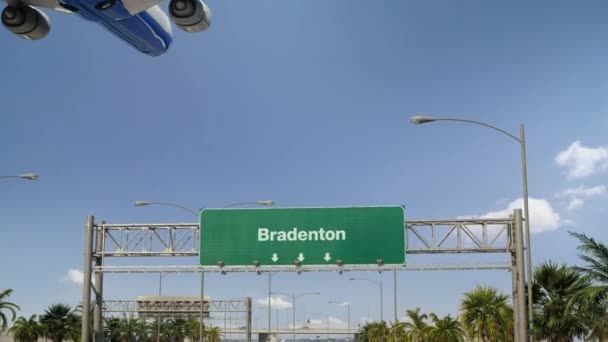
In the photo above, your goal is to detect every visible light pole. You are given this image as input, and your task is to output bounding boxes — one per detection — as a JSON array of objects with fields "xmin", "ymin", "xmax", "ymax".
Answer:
[
  {"xmin": 273, "ymin": 291, "xmax": 320, "ymax": 341},
  {"xmin": 134, "ymin": 199, "xmax": 275, "ymax": 342},
  {"xmin": 349, "ymin": 277, "xmax": 383, "ymax": 322},
  {"xmin": 157, "ymin": 272, "xmax": 173, "ymax": 342},
  {"xmin": 0, "ymin": 173, "xmax": 38, "ymax": 180},
  {"xmin": 268, "ymin": 272, "xmax": 272, "ymax": 342},
  {"xmin": 328, "ymin": 301, "xmax": 350, "ymax": 337},
  {"xmin": 410, "ymin": 115, "xmax": 533, "ymax": 340}
]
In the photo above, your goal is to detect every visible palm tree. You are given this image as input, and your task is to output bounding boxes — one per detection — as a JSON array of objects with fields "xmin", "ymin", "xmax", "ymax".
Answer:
[
  {"xmin": 9, "ymin": 315, "xmax": 43, "ymax": 342},
  {"xmin": 185, "ymin": 319, "xmax": 202, "ymax": 342},
  {"xmin": 570, "ymin": 232, "xmax": 608, "ymax": 285},
  {"xmin": 0, "ymin": 289, "xmax": 20, "ymax": 331},
  {"xmin": 403, "ymin": 307, "xmax": 429, "ymax": 341},
  {"xmin": 533, "ymin": 261, "xmax": 595, "ymax": 342},
  {"xmin": 367, "ymin": 321, "xmax": 390, "ymax": 342},
  {"xmin": 144, "ymin": 319, "xmax": 162, "ymax": 342},
  {"xmin": 427, "ymin": 314, "xmax": 464, "ymax": 342},
  {"xmin": 460, "ymin": 285, "xmax": 513, "ymax": 342},
  {"xmin": 585, "ymin": 302, "xmax": 608, "ymax": 342},
  {"xmin": 204, "ymin": 326, "xmax": 221, "ymax": 342},
  {"xmin": 119, "ymin": 317, "xmax": 147, "ymax": 342},
  {"xmin": 357, "ymin": 322, "xmax": 374, "ymax": 342},
  {"xmin": 388, "ymin": 321, "xmax": 408, "ymax": 342},
  {"xmin": 39, "ymin": 304, "xmax": 79, "ymax": 342},
  {"xmin": 104, "ymin": 317, "xmax": 122, "ymax": 342},
  {"xmin": 163, "ymin": 319, "xmax": 187, "ymax": 342},
  {"xmin": 569, "ymin": 231, "xmax": 608, "ymax": 340}
]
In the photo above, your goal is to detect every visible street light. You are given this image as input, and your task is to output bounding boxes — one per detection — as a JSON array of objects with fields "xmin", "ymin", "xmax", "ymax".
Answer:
[
  {"xmin": 272, "ymin": 291, "xmax": 320, "ymax": 342},
  {"xmin": 0, "ymin": 173, "xmax": 38, "ymax": 180},
  {"xmin": 410, "ymin": 115, "xmax": 533, "ymax": 340},
  {"xmin": 156, "ymin": 272, "xmax": 174, "ymax": 342},
  {"xmin": 134, "ymin": 199, "xmax": 274, "ymax": 342},
  {"xmin": 133, "ymin": 201, "xmax": 199, "ymax": 215},
  {"xmin": 328, "ymin": 301, "xmax": 350, "ymax": 337},
  {"xmin": 134, "ymin": 200, "xmax": 275, "ymax": 214},
  {"xmin": 223, "ymin": 200, "xmax": 275, "ymax": 208},
  {"xmin": 349, "ymin": 277, "xmax": 383, "ymax": 322}
]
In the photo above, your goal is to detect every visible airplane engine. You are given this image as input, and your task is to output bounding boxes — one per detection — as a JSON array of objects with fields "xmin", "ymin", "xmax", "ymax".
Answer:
[
  {"xmin": 168, "ymin": 0, "xmax": 210, "ymax": 33},
  {"xmin": 2, "ymin": 4, "xmax": 50, "ymax": 40}
]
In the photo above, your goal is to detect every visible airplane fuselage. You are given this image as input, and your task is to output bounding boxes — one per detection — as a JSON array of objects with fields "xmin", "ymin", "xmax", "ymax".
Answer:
[{"xmin": 59, "ymin": 0, "xmax": 172, "ymax": 56}]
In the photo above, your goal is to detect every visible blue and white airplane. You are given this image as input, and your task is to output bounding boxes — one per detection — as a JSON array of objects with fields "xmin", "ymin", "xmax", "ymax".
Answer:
[{"xmin": 1, "ymin": 0, "xmax": 210, "ymax": 56}]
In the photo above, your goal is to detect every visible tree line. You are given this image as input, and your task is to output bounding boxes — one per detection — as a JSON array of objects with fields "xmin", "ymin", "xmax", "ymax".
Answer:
[
  {"xmin": 357, "ymin": 231, "xmax": 608, "ymax": 341},
  {"xmin": 0, "ymin": 300, "xmax": 222, "ymax": 342}
]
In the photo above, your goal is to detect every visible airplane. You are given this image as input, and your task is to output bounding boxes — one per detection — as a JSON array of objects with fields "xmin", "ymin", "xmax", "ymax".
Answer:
[{"xmin": 1, "ymin": 0, "xmax": 211, "ymax": 56}]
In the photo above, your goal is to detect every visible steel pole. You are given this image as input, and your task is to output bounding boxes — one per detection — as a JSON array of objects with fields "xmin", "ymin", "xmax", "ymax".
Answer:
[
  {"xmin": 512, "ymin": 256, "xmax": 519, "ymax": 342},
  {"xmin": 246, "ymin": 297, "xmax": 252, "ymax": 342},
  {"xmin": 520, "ymin": 124, "xmax": 534, "ymax": 341},
  {"xmin": 515, "ymin": 209, "xmax": 527, "ymax": 342},
  {"xmin": 93, "ymin": 220, "xmax": 105, "ymax": 342},
  {"xmin": 380, "ymin": 278, "xmax": 383, "ymax": 322},
  {"xmin": 510, "ymin": 215, "xmax": 519, "ymax": 342},
  {"xmin": 292, "ymin": 295, "xmax": 296, "ymax": 342},
  {"xmin": 158, "ymin": 272, "xmax": 163, "ymax": 342},
  {"xmin": 82, "ymin": 216, "xmax": 95, "ymax": 342},
  {"xmin": 394, "ymin": 268, "xmax": 398, "ymax": 342},
  {"xmin": 268, "ymin": 273, "xmax": 271, "ymax": 342},
  {"xmin": 200, "ymin": 271, "xmax": 205, "ymax": 342}
]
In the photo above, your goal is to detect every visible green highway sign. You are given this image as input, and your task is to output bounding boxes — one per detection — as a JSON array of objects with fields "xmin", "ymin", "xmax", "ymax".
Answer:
[{"xmin": 199, "ymin": 206, "xmax": 406, "ymax": 267}]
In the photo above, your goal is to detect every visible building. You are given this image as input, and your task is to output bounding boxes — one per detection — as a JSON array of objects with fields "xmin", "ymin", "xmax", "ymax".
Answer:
[{"xmin": 136, "ymin": 296, "xmax": 210, "ymax": 319}]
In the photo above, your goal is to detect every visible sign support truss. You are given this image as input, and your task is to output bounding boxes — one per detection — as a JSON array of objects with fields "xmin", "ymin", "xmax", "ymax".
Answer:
[{"xmin": 82, "ymin": 211, "xmax": 527, "ymax": 342}]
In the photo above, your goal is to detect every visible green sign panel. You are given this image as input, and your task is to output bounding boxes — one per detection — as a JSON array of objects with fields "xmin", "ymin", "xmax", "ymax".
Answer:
[{"xmin": 199, "ymin": 206, "xmax": 406, "ymax": 267}]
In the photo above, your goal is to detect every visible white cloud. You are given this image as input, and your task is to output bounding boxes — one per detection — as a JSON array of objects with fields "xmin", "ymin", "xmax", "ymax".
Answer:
[
  {"xmin": 567, "ymin": 198, "xmax": 584, "ymax": 211},
  {"xmin": 555, "ymin": 141, "xmax": 608, "ymax": 179},
  {"xmin": 256, "ymin": 296, "xmax": 292, "ymax": 309},
  {"xmin": 555, "ymin": 185, "xmax": 606, "ymax": 211},
  {"xmin": 556, "ymin": 185, "xmax": 607, "ymax": 198},
  {"xmin": 61, "ymin": 269, "xmax": 94, "ymax": 286},
  {"xmin": 466, "ymin": 197, "xmax": 560, "ymax": 233}
]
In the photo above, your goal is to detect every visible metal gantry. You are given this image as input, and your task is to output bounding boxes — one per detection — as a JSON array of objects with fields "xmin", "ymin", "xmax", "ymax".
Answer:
[{"xmin": 82, "ymin": 210, "xmax": 527, "ymax": 342}]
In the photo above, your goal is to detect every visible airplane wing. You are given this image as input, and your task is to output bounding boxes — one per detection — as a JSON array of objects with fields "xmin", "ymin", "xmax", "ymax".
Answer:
[{"xmin": 1, "ymin": 0, "xmax": 74, "ymax": 14}]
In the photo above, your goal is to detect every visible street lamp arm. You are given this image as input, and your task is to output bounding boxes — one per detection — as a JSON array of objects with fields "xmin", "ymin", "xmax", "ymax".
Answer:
[
  {"xmin": 349, "ymin": 278, "xmax": 380, "ymax": 287},
  {"xmin": 223, "ymin": 201, "xmax": 275, "ymax": 208},
  {"xmin": 295, "ymin": 292, "xmax": 321, "ymax": 298},
  {"xmin": 134, "ymin": 201, "xmax": 199, "ymax": 216},
  {"xmin": 413, "ymin": 117, "xmax": 521, "ymax": 143},
  {"xmin": 0, "ymin": 173, "xmax": 38, "ymax": 180}
]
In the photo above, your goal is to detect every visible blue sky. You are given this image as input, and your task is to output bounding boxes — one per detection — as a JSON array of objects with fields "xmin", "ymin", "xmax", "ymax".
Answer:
[{"xmin": 2, "ymin": 0, "xmax": 608, "ymax": 334}]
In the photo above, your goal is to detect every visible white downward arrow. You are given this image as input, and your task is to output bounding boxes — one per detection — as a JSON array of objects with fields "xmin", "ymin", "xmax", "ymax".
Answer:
[
  {"xmin": 271, "ymin": 253, "xmax": 279, "ymax": 262},
  {"xmin": 297, "ymin": 253, "xmax": 305, "ymax": 262},
  {"xmin": 324, "ymin": 253, "xmax": 331, "ymax": 262}
]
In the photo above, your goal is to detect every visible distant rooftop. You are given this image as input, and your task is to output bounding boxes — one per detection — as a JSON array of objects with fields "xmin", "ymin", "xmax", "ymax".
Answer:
[{"xmin": 137, "ymin": 296, "xmax": 211, "ymax": 301}]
